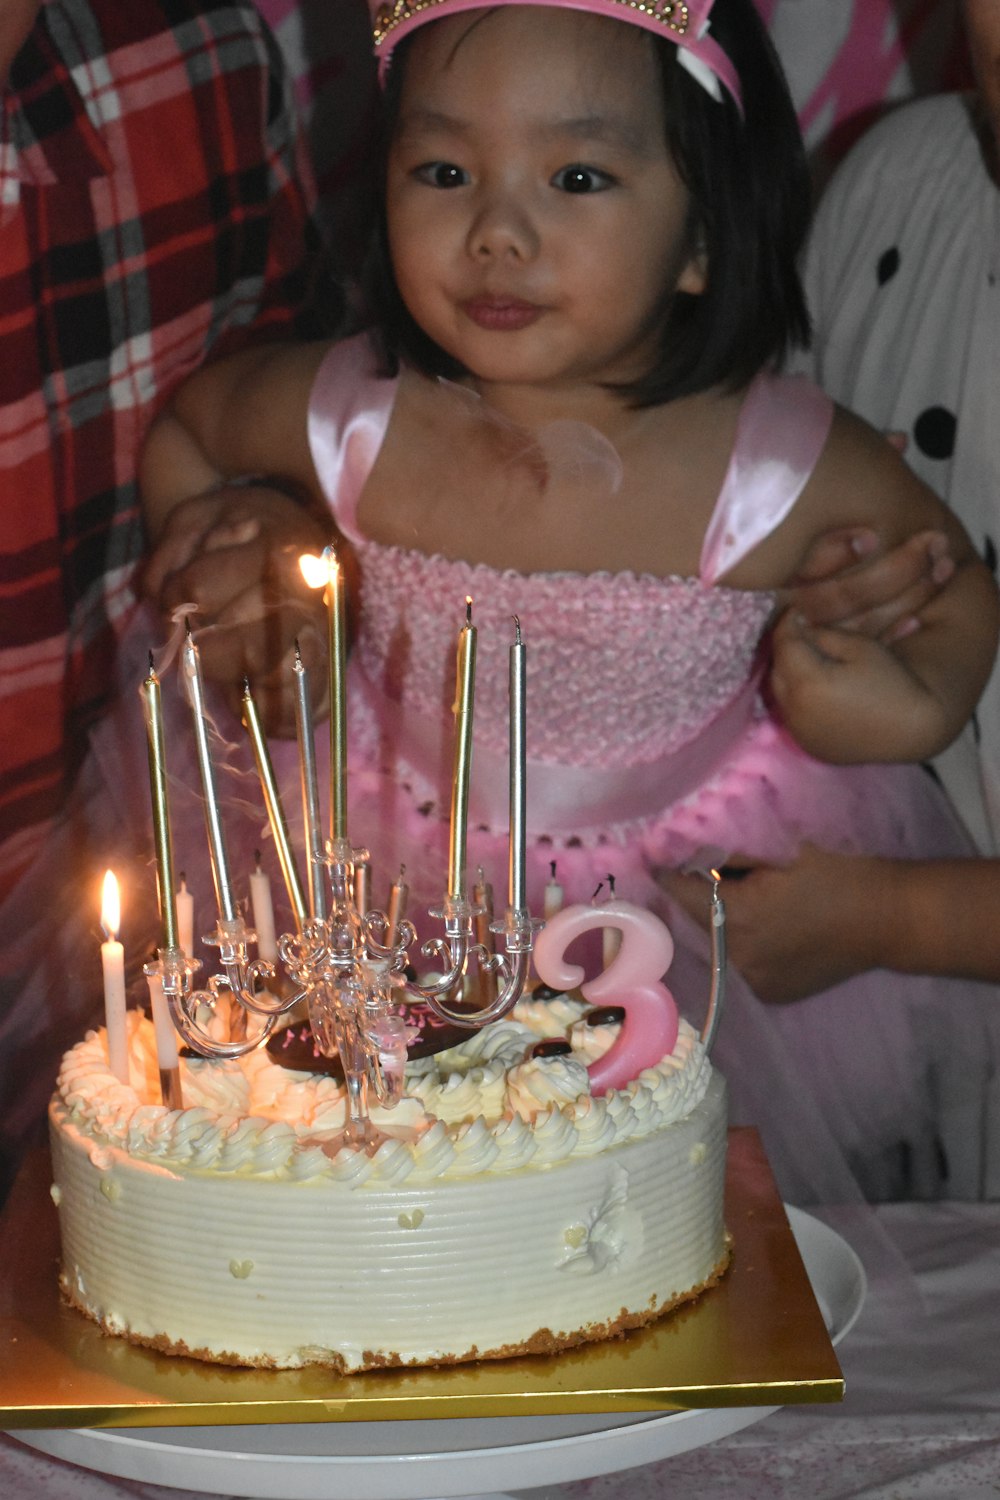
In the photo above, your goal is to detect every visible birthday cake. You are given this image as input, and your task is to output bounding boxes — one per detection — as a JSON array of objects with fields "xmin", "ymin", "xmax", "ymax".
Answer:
[{"xmin": 48, "ymin": 992, "xmax": 728, "ymax": 1372}]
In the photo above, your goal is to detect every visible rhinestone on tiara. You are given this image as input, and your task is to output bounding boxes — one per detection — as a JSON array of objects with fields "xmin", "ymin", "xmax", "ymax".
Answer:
[{"xmin": 373, "ymin": 0, "xmax": 692, "ymax": 48}]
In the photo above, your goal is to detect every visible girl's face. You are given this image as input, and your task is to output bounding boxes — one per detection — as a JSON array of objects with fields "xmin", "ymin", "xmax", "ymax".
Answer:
[{"xmin": 386, "ymin": 7, "xmax": 705, "ymax": 401}]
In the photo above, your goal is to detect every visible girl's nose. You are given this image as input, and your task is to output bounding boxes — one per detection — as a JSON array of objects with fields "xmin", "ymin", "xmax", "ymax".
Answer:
[{"xmin": 467, "ymin": 193, "xmax": 539, "ymax": 262}]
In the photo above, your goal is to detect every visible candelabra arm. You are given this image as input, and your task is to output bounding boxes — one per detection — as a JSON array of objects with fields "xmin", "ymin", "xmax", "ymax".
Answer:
[
  {"xmin": 155, "ymin": 946, "xmax": 277, "ymax": 1060},
  {"xmin": 405, "ymin": 894, "xmax": 477, "ymax": 998},
  {"xmin": 405, "ymin": 906, "xmax": 539, "ymax": 1028}
]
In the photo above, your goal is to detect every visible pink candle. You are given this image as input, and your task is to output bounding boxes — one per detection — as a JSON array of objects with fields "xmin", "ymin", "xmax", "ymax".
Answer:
[{"xmin": 533, "ymin": 898, "xmax": 679, "ymax": 1094}]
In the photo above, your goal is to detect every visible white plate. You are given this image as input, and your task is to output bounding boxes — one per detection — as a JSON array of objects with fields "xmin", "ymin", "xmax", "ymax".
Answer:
[{"xmin": 10, "ymin": 1208, "xmax": 865, "ymax": 1500}]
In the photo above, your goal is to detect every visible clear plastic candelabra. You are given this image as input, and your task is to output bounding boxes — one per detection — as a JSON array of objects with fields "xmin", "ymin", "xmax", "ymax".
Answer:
[
  {"xmin": 142, "ymin": 590, "xmax": 537, "ymax": 1150},
  {"xmin": 147, "ymin": 842, "xmax": 536, "ymax": 1148}
]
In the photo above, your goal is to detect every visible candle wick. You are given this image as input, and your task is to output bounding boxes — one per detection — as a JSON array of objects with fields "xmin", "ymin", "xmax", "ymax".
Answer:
[
  {"xmin": 607, "ymin": 873, "xmax": 616, "ymax": 896},
  {"xmin": 147, "ymin": 649, "xmax": 155, "ymax": 673},
  {"xmin": 512, "ymin": 613, "xmax": 522, "ymax": 644},
  {"xmin": 591, "ymin": 881, "xmax": 604, "ymax": 902},
  {"xmin": 465, "ymin": 596, "xmax": 473, "ymax": 625},
  {"xmin": 550, "ymin": 860, "xmax": 557, "ymax": 879},
  {"xmin": 294, "ymin": 639, "xmax": 302, "ymax": 665}
]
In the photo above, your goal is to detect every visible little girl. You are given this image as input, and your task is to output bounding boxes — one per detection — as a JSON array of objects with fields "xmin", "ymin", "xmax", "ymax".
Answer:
[{"xmin": 140, "ymin": 0, "xmax": 999, "ymax": 1205}]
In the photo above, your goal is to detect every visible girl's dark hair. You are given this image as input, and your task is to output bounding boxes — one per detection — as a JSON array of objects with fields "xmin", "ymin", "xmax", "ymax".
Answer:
[{"xmin": 363, "ymin": 0, "xmax": 812, "ymax": 404}]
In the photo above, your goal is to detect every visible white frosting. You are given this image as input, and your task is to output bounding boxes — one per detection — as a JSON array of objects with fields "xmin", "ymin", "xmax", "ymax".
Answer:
[
  {"xmin": 53, "ymin": 1004, "xmax": 711, "ymax": 1185},
  {"xmin": 49, "ymin": 997, "xmax": 728, "ymax": 1372}
]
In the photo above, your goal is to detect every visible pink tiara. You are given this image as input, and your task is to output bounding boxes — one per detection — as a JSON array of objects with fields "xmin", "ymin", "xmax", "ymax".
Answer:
[{"xmin": 370, "ymin": 0, "xmax": 743, "ymax": 112}]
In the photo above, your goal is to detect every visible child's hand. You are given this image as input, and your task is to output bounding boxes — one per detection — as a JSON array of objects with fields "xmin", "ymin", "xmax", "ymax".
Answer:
[
  {"xmin": 142, "ymin": 483, "xmax": 332, "ymax": 736},
  {"xmin": 769, "ymin": 609, "xmax": 953, "ymax": 763},
  {"xmin": 789, "ymin": 527, "xmax": 954, "ymax": 643}
]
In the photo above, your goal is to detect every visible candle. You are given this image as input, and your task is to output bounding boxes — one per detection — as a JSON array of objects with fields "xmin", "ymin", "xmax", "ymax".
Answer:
[
  {"xmin": 181, "ymin": 625, "xmax": 236, "ymax": 922},
  {"xmin": 386, "ymin": 865, "xmax": 409, "ymax": 946},
  {"xmin": 533, "ymin": 897, "xmax": 679, "ymax": 1094},
  {"xmin": 473, "ymin": 866, "xmax": 497, "ymax": 1006},
  {"xmin": 327, "ymin": 546, "xmax": 348, "ymax": 842},
  {"xmin": 250, "ymin": 851, "xmax": 278, "ymax": 963},
  {"xmin": 293, "ymin": 642, "xmax": 326, "ymax": 919},
  {"xmin": 299, "ymin": 547, "xmax": 348, "ymax": 842},
  {"xmin": 601, "ymin": 876, "xmax": 621, "ymax": 967},
  {"xmin": 354, "ymin": 851, "xmax": 370, "ymax": 917},
  {"xmin": 100, "ymin": 870, "xmax": 130, "ymax": 1086},
  {"xmin": 176, "ymin": 874, "xmax": 194, "ymax": 959},
  {"xmin": 141, "ymin": 655, "xmax": 179, "ymax": 952},
  {"xmin": 448, "ymin": 598, "xmax": 477, "ymax": 901},
  {"xmin": 508, "ymin": 616, "xmax": 526, "ymax": 912},
  {"xmin": 146, "ymin": 967, "xmax": 183, "ymax": 1110},
  {"xmin": 543, "ymin": 860, "xmax": 564, "ymax": 920},
  {"xmin": 241, "ymin": 678, "xmax": 307, "ymax": 930}
]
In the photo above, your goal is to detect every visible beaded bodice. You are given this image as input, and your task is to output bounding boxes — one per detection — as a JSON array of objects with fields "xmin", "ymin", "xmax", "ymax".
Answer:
[{"xmin": 352, "ymin": 541, "xmax": 774, "ymax": 772}]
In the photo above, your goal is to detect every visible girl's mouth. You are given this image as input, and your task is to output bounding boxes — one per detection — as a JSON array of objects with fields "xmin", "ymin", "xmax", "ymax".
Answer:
[{"xmin": 460, "ymin": 297, "xmax": 543, "ymax": 331}]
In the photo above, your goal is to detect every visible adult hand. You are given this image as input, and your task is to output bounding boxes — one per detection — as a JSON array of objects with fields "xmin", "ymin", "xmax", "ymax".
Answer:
[
  {"xmin": 768, "ymin": 608, "xmax": 952, "ymax": 764},
  {"xmin": 790, "ymin": 526, "xmax": 954, "ymax": 643},
  {"xmin": 658, "ymin": 844, "xmax": 890, "ymax": 1002},
  {"xmin": 142, "ymin": 484, "xmax": 335, "ymax": 736}
]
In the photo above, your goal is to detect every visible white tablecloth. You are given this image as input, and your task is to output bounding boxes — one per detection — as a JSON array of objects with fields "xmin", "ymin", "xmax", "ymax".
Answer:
[{"xmin": 5, "ymin": 1202, "xmax": 1000, "ymax": 1500}]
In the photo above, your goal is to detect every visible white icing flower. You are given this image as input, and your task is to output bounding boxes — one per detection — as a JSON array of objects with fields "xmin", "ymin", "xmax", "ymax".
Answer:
[
  {"xmin": 505, "ymin": 1056, "xmax": 591, "ymax": 1121},
  {"xmin": 443, "ymin": 1117, "xmax": 501, "ymax": 1177},
  {"xmin": 491, "ymin": 1112, "xmax": 538, "ymax": 1171},
  {"xmin": 559, "ymin": 1165, "xmax": 631, "ymax": 1275}
]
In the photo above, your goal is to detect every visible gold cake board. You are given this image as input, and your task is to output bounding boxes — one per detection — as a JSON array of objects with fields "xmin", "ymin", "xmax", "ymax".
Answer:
[{"xmin": 0, "ymin": 1128, "xmax": 844, "ymax": 1430}]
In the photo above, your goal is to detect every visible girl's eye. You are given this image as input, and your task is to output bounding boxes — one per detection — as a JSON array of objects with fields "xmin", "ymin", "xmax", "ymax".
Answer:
[
  {"xmin": 552, "ymin": 165, "xmax": 612, "ymax": 194},
  {"xmin": 414, "ymin": 162, "xmax": 469, "ymax": 189}
]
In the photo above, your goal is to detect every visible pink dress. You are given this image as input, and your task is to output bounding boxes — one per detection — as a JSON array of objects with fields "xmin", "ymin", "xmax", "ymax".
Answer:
[{"xmin": 298, "ymin": 335, "xmax": 996, "ymax": 1206}]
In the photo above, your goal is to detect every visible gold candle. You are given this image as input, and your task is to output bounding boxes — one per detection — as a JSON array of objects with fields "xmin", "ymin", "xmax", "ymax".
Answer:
[
  {"xmin": 141, "ymin": 656, "xmax": 179, "ymax": 952},
  {"xmin": 298, "ymin": 548, "xmax": 348, "ymax": 844},
  {"xmin": 448, "ymin": 597, "xmax": 477, "ymax": 902},
  {"xmin": 241, "ymin": 679, "xmax": 308, "ymax": 930},
  {"xmin": 326, "ymin": 545, "xmax": 348, "ymax": 843}
]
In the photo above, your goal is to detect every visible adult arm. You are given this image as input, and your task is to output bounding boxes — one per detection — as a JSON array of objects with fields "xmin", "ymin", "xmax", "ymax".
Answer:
[
  {"xmin": 660, "ymin": 849, "xmax": 1000, "ymax": 998},
  {"xmin": 140, "ymin": 341, "xmax": 335, "ymax": 731}
]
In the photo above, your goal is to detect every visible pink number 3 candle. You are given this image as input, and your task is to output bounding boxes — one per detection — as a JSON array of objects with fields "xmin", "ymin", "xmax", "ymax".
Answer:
[{"xmin": 533, "ymin": 898, "xmax": 679, "ymax": 1094}]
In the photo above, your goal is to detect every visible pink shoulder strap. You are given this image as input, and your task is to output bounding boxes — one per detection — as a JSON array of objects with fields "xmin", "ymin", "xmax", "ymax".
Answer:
[
  {"xmin": 699, "ymin": 374, "xmax": 834, "ymax": 585},
  {"xmin": 307, "ymin": 333, "xmax": 399, "ymax": 544}
]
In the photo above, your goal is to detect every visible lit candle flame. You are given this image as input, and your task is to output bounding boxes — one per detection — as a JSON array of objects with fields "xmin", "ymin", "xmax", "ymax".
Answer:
[
  {"xmin": 101, "ymin": 869, "xmax": 121, "ymax": 941},
  {"xmin": 299, "ymin": 553, "xmax": 328, "ymax": 590}
]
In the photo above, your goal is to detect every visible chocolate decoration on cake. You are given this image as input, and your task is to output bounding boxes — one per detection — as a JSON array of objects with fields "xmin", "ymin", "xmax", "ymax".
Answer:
[
  {"xmin": 530, "ymin": 1037, "xmax": 573, "ymax": 1059},
  {"xmin": 267, "ymin": 1002, "xmax": 472, "ymax": 1077},
  {"xmin": 585, "ymin": 1005, "xmax": 626, "ymax": 1027}
]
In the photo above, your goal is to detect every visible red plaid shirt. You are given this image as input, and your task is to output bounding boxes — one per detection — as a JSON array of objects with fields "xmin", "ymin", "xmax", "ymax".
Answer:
[{"xmin": 0, "ymin": 0, "xmax": 325, "ymax": 900}]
